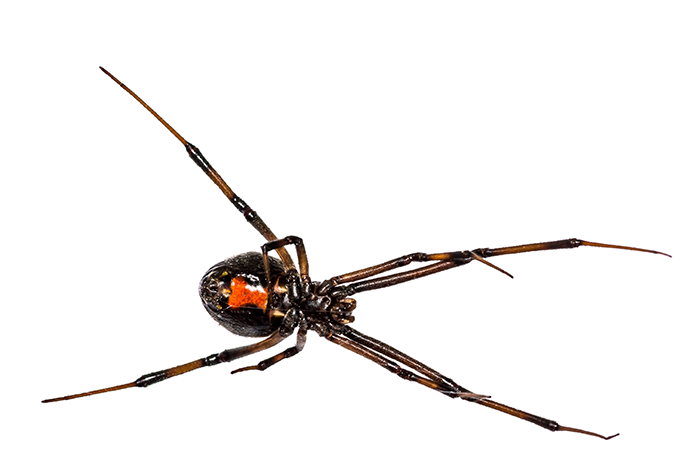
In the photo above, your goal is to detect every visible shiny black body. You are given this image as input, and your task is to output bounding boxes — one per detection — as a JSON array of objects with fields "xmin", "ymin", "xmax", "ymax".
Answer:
[{"xmin": 200, "ymin": 252, "xmax": 285, "ymax": 337}]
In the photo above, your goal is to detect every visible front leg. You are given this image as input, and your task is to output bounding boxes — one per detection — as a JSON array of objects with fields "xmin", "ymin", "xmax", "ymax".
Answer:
[{"xmin": 320, "ymin": 238, "xmax": 669, "ymax": 298}]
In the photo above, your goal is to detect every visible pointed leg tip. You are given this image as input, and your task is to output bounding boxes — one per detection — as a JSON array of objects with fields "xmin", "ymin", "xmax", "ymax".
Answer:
[
  {"xmin": 41, "ymin": 397, "xmax": 63, "ymax": 403},
  {"xmin": 645, "ymin": 249, "xmax": 671, "ymax": 258},
  {"xmin": 231, "ymin": 365, "xmax": 257, "ymax": 375},
  {"xmin": 558, "ymin": 424, "xmax": 620, "ymax": 440}
]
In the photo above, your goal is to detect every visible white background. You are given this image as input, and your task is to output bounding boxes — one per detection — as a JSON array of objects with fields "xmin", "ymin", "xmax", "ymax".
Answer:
[{"xmin": 2, "ymin": 2, "xmax": 697, "ymax": 466}]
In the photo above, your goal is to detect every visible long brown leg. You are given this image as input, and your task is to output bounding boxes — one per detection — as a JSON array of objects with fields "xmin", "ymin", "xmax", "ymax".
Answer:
[
  {"xmin": 329, "ymin": 325, "xmax": 618, "ymax": 440},
  {"xmin": 327, "ymin": 331, "xmax": 467, "ymax": 395},
  {"xmin": 472, "ymin": 238, "xmax": 670, "ymax": 259},
  {"xmin": 341, "ymin": 326, "xmax": 464, "ymax": 391},
  {"xmin": 319, "ymin": 251, "xmax": 511, "ymax": 295},
  {"xmin": 324, "ymin": 238, "xmax": 669, "ymax": 297},
  {"xmin": 98, "ymin": 67, "xmax": 294, "ymax": 269},
  {"xmin": 42, "ymin": 332, "xmax": 287, "ymax": 403},
  {"xmin": 320, "ymin": 251, "xmax": 512, "ymax": 297}
]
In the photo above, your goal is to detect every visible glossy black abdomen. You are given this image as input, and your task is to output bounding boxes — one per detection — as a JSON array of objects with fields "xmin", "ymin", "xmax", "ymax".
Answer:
[{"xmin": 199, "ymin": 252, "xmax": 285, "ymax": 337}]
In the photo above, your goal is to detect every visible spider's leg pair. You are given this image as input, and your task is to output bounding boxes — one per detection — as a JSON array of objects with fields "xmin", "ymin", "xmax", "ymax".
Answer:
[
  {"xmin": 300, "ymin": 238, "xmax": 666, "ymax": 440},
  {"xmin": 319, "ymin": 238, "xmax": 668, "ymax": 298},
  {"xmin": 325, "ymin": 324, "xmax": 619, "ymax": 440}
]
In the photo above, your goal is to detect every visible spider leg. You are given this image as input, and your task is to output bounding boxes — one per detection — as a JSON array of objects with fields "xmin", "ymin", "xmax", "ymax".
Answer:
[
  {"xmin": 98, "ymin": 67, "xmax": 294, "ymax": 269},
  {"xmin": 260, "ymin": 236, "xmax": 315, "ymax": 320},
  {"xmin": 231, "ymin": 320, "xmax": 308, "ymax": 375},
  {"xmin": 328, "ymin": 330, "xmax": 482, "ymax": 395},
  {"xmin": 262, "ymin": 235, "xmax": 310, "ymax": 278},
  {"xmin": 329, "ymin": 325, "xmax": 487, "ymax": 399},
  {"xmin": 319, "ymin": 251, "xmax": 475, "ymax": 294},
  {"xmin": 327, "ymin": 325, "xmax": 618, "ymax": 440},
  {"xmin": 472, "ymin": 238, "xmax": 670, "ymax": 260},
  {"xmin": 319, "ymin": 251, "xmax": 511, "ymax": 296},
  {"xmin": 340, "ymin": 326, "xmax": 465, "ymax": 390},
  {"xmin": 322, "ymin": 238, "xmax": 669, "ymax": 297},
  {"xmin": 42, "ymin": 332, "xmax": 288, "ymax": 403}
]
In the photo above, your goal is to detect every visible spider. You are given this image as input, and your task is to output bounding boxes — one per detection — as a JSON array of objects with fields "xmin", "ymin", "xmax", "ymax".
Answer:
[{"xmin": 42, "ymin": 67, "xmax": 670, "ymax": 440}]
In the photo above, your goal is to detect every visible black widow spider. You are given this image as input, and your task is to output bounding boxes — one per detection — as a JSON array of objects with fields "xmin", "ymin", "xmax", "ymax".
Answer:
[{"xmin": 43, "ymin": 67, "xmax": 671, "ymax": 440}]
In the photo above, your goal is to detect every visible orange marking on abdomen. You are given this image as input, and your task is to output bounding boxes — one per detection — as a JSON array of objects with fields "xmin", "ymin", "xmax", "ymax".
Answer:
[{"xmin": 227, "ymin": 276, "xmax": 268, "ymax": 310}]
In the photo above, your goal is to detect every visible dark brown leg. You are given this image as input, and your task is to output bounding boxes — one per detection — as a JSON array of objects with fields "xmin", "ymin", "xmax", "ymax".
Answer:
[
  {"xmin": 327, "ymin": 325, "xmax": 619, "ymax": 440},
  {"xmin": 231, "ymin": 321, "xmax": 308, "ymax": 375},
  {"xmin": 98, "ymin": 67, "xmax": 294, "ymax": 269},
  {"xmin": 262, "ymin": 235, "xmax": 310, "ymax": 279},
  {"xmin": 327, "ymin": 328, "xmax": 486, "ymax": 399},
  {"xmin": 320, "ymin": 251, "xmax": 512, "ymax": 297},
  {"xmin": 42, "ymin": 332, "xmax": 288, "ymax": 403},
  {"xmin": 319, "ymin": 251, "xmax": 513, "ymax": 294},
  {"xmin": 472, "ymin": 238, "xmax": 670, "ymax": 259},
  {"xmin": 340, "ymin": 326, "xmax": 466, "ymax": 393},
  {"xmin": 323, "ymin": 238, "xmax": 669, "ymax": 297}
]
